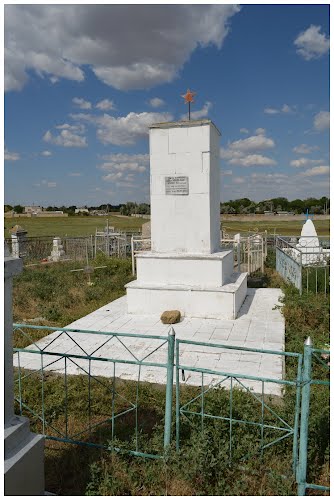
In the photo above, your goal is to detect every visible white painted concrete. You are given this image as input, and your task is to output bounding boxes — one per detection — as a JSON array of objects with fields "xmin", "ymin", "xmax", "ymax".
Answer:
[
  {"xmin": 14, "ymin": 289, "xmax": 285, "ymax": 396},
  {"xmin": 136, "ymin": 250, "xmax": 234, "ymax": 287},
  {"xmin": 126, "ymin": 119, "xmax": 246, "ymax": 320},
  {"xmin": 5, "ymin": 243, "xmax": 45, "ymax": 495},
  {"xmin": 149, "ymin": 120, "xmax": 221, "ymax": 254},
  {"xmin": 126, "ymin": 272, "xmax": 247, "ymax": 320}
]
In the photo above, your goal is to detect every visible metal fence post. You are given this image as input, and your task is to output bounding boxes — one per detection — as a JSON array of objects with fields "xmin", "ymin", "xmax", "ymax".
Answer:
[
  {"xmin": 299, "ymin": 252, "xmax": 303, "ymax": 295},
  {"xmin": 237, "ymin": 241, "xmax": 241, "ymax": 273},
  {"xmin": 297, "ymin": 336, "xmax": 313, "ymax": 496},
  {"xmin": 164, "ymin": 327, "xmax": 175, "ymax": 450},
  {"xmin": 131, "ymin": 236, "xmax": 135, "ymax": 275}
]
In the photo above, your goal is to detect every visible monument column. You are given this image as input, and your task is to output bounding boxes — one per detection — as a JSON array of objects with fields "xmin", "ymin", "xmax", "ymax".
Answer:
[
  {"xmin": 4, "ymin": 243, "xmax": 45, "ymax": 495},
  {"xmin": 126, "ymin": 118, "xmax": 248, "ymax": 320}
]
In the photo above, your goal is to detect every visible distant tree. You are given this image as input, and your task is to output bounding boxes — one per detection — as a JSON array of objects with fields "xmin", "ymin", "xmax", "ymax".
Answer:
[
  {"xmin": 13, "ymin": 205, "xmax": 24, "ymax": 214},
  {"xmin": 4, "ymin": 204, "xmax": 13, "ymax": 212}
]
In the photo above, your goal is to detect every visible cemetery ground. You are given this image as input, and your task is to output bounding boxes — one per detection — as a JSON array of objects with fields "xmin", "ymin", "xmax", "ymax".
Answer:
[
  {"xmin": 4, "ymin": 214, "xmax": 330, "ymax": 238},
  {"xmin": 12, "ymin": 253, "xmax": 329, "ymax": 495}
]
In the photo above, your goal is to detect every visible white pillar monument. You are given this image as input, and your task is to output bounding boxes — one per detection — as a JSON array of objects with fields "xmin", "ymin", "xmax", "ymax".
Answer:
[
  {"xmin": 4, "ymin": 243, "xmax": 45, "ymax": 495},
  {"xmin": 126, "ymin": 119, "xmax": 247, "ymax": 319}
]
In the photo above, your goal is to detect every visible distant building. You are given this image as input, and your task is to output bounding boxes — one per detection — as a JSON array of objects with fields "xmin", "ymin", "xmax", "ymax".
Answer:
[
  {"xmin": 75, "ymin": 208, "xmax": 89, "ymax": 214},
  {"xmin": 24, "ymin": 205, "xmax": 43, "ymax": 214}
]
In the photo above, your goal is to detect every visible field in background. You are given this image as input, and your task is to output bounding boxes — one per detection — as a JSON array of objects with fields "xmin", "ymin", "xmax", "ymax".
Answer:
[
  {"xmin": 4, "ymin": 214, "xmax": 329, "ymax": 238},
  {"xmin": 4, "ymin": 215, "xmax": 145, "ymax": 238},
  {"xmin": 221, "ymin": 218, "xmax": 329, "ymax": 236}
]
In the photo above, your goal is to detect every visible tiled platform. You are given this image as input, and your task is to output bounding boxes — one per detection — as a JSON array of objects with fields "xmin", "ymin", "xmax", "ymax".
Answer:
[{"xmin": 14, "ymin": 288, "xmax": 285, "ymax": 395}]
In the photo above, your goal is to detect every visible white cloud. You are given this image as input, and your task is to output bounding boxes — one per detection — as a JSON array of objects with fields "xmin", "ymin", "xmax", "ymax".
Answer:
[
  {"xmin": 293, "ymin": 144, "xmax": 318, "ymax": 155},
  {"xmin": 294, "ymin": 25, "xmax": 330, "ymax": 61},
  {"xmin": 98, "ymin": 153, "xmax": 149, "ymax": 175},
  {"xmin": 149, "ymin": 97, "xmax": 165, "ymax": 108},
  {"xmin": 220, "ymin": 132, "xmax": 276, "ymax": 167},
  {"xmin": 240, "ymin": 128, "xmax": 249, "ymax": 134},
  {"xmin": 102, "ymin": 172, "xmax": 123, "ymax": 182},
  {"xmin": 95, "ymin": 99, "xmax": 115, "ymax": 111},
  {"xmin": 43, "ymin": 127, "xmax": 87, "ymax": 148},
  {"xmin": 5, "ymin": 4, "xmax": 240, "ymax": 92},
  {"xmin": 229, "ymin": 154, "xmax": 277, "ymax": 167},
  {"xmin": 228, "ymin": 134, "xmax": 275, "ymax": 154},
  {"xmin": 4, "ymin": 147, "xmax": 20, "ymax": 161},
  {"xmin": 264, "ymin": 104, "xmax": 293, "ymax": 114},
  {"xmin": 40, "ymin": 150, "xmax": 52, "ymax": 157},
  {"xmin": 41, "ymin": 179, "xmax": 57, "ymax": 188},
  {"xmin": 313, "ymin": 111, "xmax": 330, "ymax": 132},
  {"xmin": 290, "ymin": 157, "xmax": 323, "ymax": 168},
  {"xmin": 221, "ymin": 169, "xmax": 232, "ymax": 175},
  {"xmin": 181, "ymin": 101, "xmax": 212, "ymax": 120},
  {"xmin": 232, "ymin": 177, "xmax": 245, "ymax": 184},
  {"xmin": 300, "ymin": 165, "xmax": 330, "ymax": 177},
  {"xmin": 72, "ymin": 110, "xmax": 173, "ymax": 145},
  {"xmin": 72, "ymin": 97, "xmax": 92, "ymax": 109}
]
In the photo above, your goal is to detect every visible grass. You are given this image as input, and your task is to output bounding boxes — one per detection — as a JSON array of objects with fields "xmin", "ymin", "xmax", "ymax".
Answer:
[
  {"xmin": 221, "ymin": 218, "xmax": 329, "ymax": 236},
  {"xmin": 4, "ymin": 215, "xmax": 145, "ymax": 238},
  {"xmin": 5, "ymin": 215, "xmax": 330, "ymax": 239},
  {"xmin": 12, "ymin": 253, "xmax": 329, "ymax": 496}
]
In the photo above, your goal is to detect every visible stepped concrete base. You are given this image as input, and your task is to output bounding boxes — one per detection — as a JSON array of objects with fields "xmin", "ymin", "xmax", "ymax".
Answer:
[
  {"xmin": 4, "ymin": 415, "xmax": 45, "ymax": 496},
  {"xmin": 136, "ymin": 250, "xmax": 234, "ymax": 287},
  {"xmin": 126, "ymin": 272, "xmax": 247, "ymax": 320}
]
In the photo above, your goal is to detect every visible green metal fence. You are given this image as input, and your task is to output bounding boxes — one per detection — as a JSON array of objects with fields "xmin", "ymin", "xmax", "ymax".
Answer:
[
  {"xmin": 13, "ymin": 323, "xmax": 175, "ymax": 459},
  {"xmin": 296, "ymin": 338, "xmax": 330, "ymax": 495},
  {"xmin": 175, "ymin": 338, "xmax": 303, "ymax": 473},
  {"xmin": 12, "ymin": 324, "xmax": 329, "ymax": 495}
]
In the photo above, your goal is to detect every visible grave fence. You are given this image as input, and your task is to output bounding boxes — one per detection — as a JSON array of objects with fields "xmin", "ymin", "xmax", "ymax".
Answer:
[
  {"xmin": 275, "ymin": 236, "xmax": 330, "ymax": 295},
  {"xmin": 12, "ymin": 324, "xmax": 329, "ymax": 495}
]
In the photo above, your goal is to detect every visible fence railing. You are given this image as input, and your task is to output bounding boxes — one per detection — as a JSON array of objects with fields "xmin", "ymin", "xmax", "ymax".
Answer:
[
  {"xmin": 175, "ymin": 338, "xmax": 302, "ymax": 470},
  {"xmin": 13, "ymin": 324, "xmax": 175, "ymax": 458},
  {"xmin": 296, "ymin": 338, "xmax": 330, "ymax": 495},
  {"xmin": 12, "ymin": 324, "xmax": 329, "ymax": 495},
  {"xmin": 275, "ymin": 236, "xmax": 330, "ymax": 295},
  {"xmin": 221, "ymin": 234, "xmax": 266, "ymax": 274}
]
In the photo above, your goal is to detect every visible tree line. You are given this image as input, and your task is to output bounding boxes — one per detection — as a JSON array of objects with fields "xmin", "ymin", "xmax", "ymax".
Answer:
[{"xmin": 4, "ymin": 196, "xmax": 329, "ymax": 216}]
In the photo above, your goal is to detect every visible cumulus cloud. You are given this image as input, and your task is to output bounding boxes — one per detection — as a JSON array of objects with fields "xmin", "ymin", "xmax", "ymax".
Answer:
[
  {"xmin": 5, "ymin": 147, "xmax": 20, "ymax": 161},
  {"xmin": 313, "ymin": 111, "xmax": 330, "ymax": 132},
  {"xmin": 43, "ymin": 124, "xmax": 87, "ymax": 148},
  {"xmin": 300, "ymin": 165, "xmax": 330, "ymax": 177},
  {"xmin": 294, "ymin": 25, "xmax": 330, "ymax": 60},
  {"xmin": 264, "ymin": 104, "xmax": 293, "ymax": 114},
  {"xmin": 95, "ymin": 99, "xmax": 115, "ymax": 111},
  {"xmin": 232, "ymin": 177, "xmax": 246, "ymax": 184},
  {"xmin": 149, "ymin": 97, "xmax": 165, "ymax": 108},
  {"xmin": 98, "ymin": 153, "xmax": 149, "ymax": 175},
  {"xmin": 290, "ymin": 157, "xmax": 323, "ymax": 168},
  {"xmin": 220, "ymin": 131, "xmax": 276, "ymax": 167},
  {"xmin": 40, "ymin": 150, "xmax": 52, "ymax": 157},
  {"xmin": 71, "ymin": 110, "xmax": 173, "ymax": 145},
  {"xmin": 240, "ymin": 128, "xmax": 249, "ymax": 134},
  {"xmin": 5, "ymin": 4, "xmax": 240, "ymax": 92},
  {"xmin": 293, "ymin": 144, "xmax": 318, "ymax": 155},
  {"xmin": 72, "ymin": 97, "xmax": 92, "ymax": 109},
  {"xmin": 229, "ymin": 154, "xmax": 277, "ymax": 167},
  {"xmin": 181, "ymin": 101, "xmax": 212, "ymax": 120}
]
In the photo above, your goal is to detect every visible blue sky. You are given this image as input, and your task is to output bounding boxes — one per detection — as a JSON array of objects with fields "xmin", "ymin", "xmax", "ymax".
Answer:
[{"xmin": 4, "ymin": 4, "xmax": 330, "ymax": 207}]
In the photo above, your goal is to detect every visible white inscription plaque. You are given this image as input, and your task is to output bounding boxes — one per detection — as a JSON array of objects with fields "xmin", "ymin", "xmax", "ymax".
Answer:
[{"xmin": 165, "ymin": 176, "xmax": 189, "ymax": 195}]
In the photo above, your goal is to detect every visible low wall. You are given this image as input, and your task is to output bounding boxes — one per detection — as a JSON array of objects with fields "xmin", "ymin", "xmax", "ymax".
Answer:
[{"xmin": 220, "ymin": 214, "xmax": 329, "ymax": 222}]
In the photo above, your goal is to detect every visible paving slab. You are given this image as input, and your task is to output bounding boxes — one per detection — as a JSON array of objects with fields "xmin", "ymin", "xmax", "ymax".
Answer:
[{"xmin": 13, "ymin": 288, "xmax": 285, "ymax": 396}]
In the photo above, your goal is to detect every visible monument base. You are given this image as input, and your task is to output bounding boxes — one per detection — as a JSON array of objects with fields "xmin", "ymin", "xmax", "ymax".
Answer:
[
  {"xmin": 126, "ymin": 271, "xmax": 247, "ymax": 320},
  {"xmin": 136, "ymin": 250, "xmax": 234, "ymax": 287},
  {"xmin": 4, "ymin": 415, "xmax": 45, "ymax": 495}
]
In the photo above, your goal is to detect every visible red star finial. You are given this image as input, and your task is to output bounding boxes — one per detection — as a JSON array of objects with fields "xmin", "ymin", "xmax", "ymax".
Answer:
[
  {"xmin": 181, "ymin": 89, "xmax": 196, "ymax": 120},
  {"xmin": 181, "ymin": 89, "xmax": 196, "ymax": 104}
]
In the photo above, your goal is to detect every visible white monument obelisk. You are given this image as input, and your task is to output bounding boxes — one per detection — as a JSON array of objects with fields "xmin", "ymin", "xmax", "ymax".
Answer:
[{"xmin": 126, "ymin": 101, "xmax": 247, "ymax": 319}]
